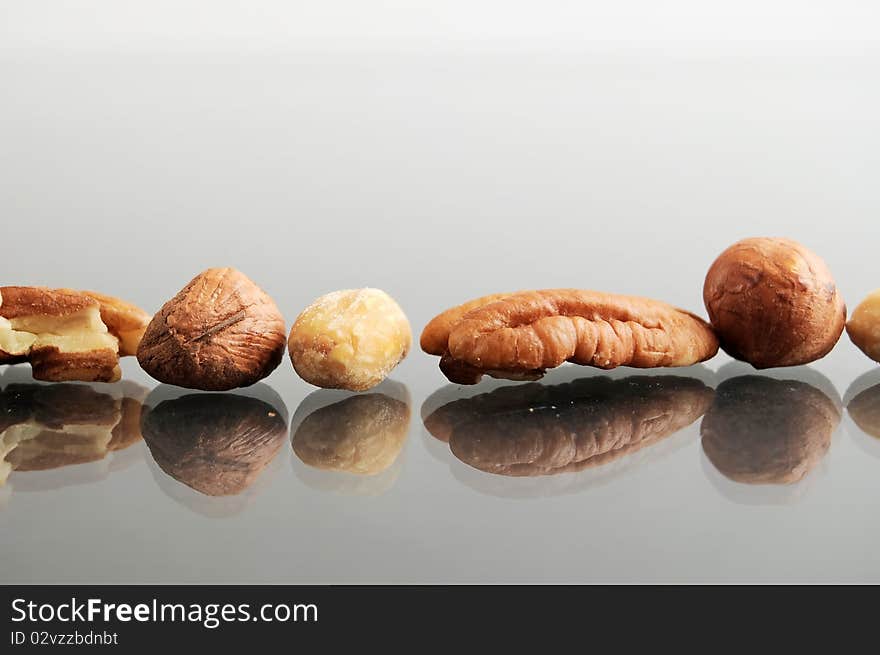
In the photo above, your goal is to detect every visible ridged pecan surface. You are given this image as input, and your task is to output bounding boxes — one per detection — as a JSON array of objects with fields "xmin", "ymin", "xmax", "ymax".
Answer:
[{"xmin": 422, "ymin": 289, "xmax": 718, "ymax": 384}]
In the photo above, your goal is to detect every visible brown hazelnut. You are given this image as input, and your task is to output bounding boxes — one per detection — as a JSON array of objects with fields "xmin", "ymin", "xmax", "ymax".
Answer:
[
  {"xmin": 141, "ymin": 391, "xmax": 287, "ymax": 496},
  {"xmin": 701, "ymin": 375, "xmax": 839, "ymax": 484},
  {"xmin": 137, "ymin": 268, "xmax": 286, "ymax": 391},
  {"xmin": 703, "ymin": 237, "xmax": 846, "ymax": 368}
]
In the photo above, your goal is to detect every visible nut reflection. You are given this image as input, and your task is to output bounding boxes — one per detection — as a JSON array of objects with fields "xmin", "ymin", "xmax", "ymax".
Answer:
[
  {"xmin": 848, "ymin": 384, "xmax": 880, "ymax": 440},
  {"xmin": 424, "ymin": 376, "xmax": 713, "ymax": 477},
  {"xmin": 701, "ymin": 376, "xmax": 839, "ymax": 485},
  {"xmin": 0, "ymin": 378, "xmax": 146, "ymax": 486},
  {"xmin": 141, "ymin": 391, "xmax": 287, "ymax": 497},
  {"xmin": 292, "ymin": 385, "xmax": 411, "ymax": 477}
]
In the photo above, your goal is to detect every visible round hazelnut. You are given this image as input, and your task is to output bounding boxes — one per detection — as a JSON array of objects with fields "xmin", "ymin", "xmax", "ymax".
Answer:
[
  {"xmin": 137, "ymin": 268, "xmax": 286, "ymax": 391},
  {"xmin": 288, "ymin": 288, "xmax": 411, "ymax": 391},
  {"xmin": 703, "ymin": 237, "xmax": 846, "ymax": 368}
]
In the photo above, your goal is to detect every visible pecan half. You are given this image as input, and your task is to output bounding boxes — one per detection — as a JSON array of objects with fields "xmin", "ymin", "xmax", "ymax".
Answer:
[{"xmin": 422, "ymin": 289, "xmax": 718, "ymax": 384}]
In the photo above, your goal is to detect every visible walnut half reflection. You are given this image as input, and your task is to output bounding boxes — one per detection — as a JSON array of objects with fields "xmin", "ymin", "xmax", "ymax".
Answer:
[
  {"xmin": 0, "ymin": 376, "xmax": 147, "ymax": 487},
  {"xmin": 291, "ymin": 383, "xmax": 411, "ymax": 477},
  {"xmin": 141, "ymin": 389, "xmax": 287, "ymax": 497},
  {"xmin": 423, "ymin": 375, "xmax": 714, "ymax": 477},
  {"xmin": 701, "ymin": 376, "xmax": 839, "ymax": 485}
]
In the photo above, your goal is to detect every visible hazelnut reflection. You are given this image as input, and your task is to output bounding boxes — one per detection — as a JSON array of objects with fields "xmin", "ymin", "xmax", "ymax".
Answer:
[
  {"xmin": 291, "ymin": 382, "xmax": 411, "ymax": 490},
  {"xmin": 0, "ymin": 375, "xmax": 147, "ymax": 489},
  {"xmin": 141, "ymin": 387, "xmax": 287, "ymax": 498},
  {"xmin": 701, "ymin": 376, "xmax": 839, "ymax": 485},
  {"xmin": 848, "ymin": 384, "xmax": 880, "ymax": 440},
  {"xmin": 423, "ymin": 376, "xmax": 713, "ymax": 477}
]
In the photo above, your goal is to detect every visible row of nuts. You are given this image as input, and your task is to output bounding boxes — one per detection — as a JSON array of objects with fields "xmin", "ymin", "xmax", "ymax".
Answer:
[
  {"xmin": 4, "ymin": 237, "xmax": 880, "ymax": 391},
  {"xmin": 137, "ymin": 268, "xmax": 411, "ymax": 391},
  {"xmin": 421, "ymin": 236, "xmax": 879, "ymax": 383}
]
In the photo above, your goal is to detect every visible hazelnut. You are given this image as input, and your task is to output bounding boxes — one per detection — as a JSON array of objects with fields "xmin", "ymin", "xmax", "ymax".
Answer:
[
  {"xmin": 703, "ymin": 237, "xmax": 846, "ymax": 368},
  {"xmin": 701, "ymin": 375, "xmax": 839, "ymax": 484},
  {"xmin": 846, "ymin": 289, "xmax": 880, "ymax": 363},
  {"xmin": 291, "ymin": 385, "xmax": 411, "ymax": 476},
  {"xmin": 137, "ymin": 268, "xmax": 286, "ymax": 391},
  {"xmin": 288, "ymin": 288, "xmax": 411, "ymax": 391},
  {"xmin": 141, "ymin": 390, "xmax": 287, "ymax": 496}
]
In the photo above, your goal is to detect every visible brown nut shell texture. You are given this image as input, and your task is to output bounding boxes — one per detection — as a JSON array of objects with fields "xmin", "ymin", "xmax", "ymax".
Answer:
[
  {"xmin": 703, "ymin": 237, "xmax": 846, "ymax": 368},
  {"xmin": 137, "ymin": 268, "xmax": 286, "ymax": 391},
  {"xmin": 422, "ymin": 289, "xmax": 718, "ymax": 384},
  {"xmin": 0, "ymin": 286, "xmax": 150, "ymax": 383}
]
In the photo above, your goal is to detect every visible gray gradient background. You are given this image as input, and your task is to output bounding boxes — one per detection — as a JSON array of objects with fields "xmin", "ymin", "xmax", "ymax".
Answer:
[{"xmin": 2, "ymin": 18, "xmax": 880, "ymax": 581}]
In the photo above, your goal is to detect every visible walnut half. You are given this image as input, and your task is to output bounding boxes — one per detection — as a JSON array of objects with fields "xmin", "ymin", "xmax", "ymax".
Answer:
[{"xmin": 0, "ymin": 287, "xmax": 150, "ymax": 383}]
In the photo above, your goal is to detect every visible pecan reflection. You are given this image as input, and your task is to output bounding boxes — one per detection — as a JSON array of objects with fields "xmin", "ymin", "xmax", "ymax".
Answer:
[
  {"xmin": 292, "ymin": 387, "xmax": 411, "ymax": 476},
  {"xmin": 701, "ymin": 376, "xmax": 839, "ymax": 484},
  {"xmin": 0, "ymin": 379, "xmax": 146, "ymax": 486},
  {"xmin": 423, "ymin": 376, "xmax": 713, "ymax": 476},
  {"xmin": 141, "ymin": 390, "xmax": 287, "ymax": 496}
]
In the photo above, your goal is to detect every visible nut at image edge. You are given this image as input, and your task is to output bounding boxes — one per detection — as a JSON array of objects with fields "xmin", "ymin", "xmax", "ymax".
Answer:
[
  {"xmin": 137, "ymin": 268, "xmax": 286, "ymax": 391},
  {"xmin": 846, "ymin": 289, "xmax": 880, "ymax": 364}
]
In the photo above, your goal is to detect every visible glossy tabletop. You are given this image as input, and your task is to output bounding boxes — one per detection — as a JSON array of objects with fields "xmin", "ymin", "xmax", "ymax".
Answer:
[{"xmin": 2, "ymin": 44, "xmax": 879, "ymax": 583}]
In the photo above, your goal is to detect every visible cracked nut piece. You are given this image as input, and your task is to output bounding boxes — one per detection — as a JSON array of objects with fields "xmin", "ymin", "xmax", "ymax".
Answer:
[
  {"xmin": 424, "ymin": 376, "xmax": 713, "ymax": 476},
  {"xmin": 0, "ymin": 286, "xmax": 149, "ymax": 383},
  {"xmin": 703, "ymin": 237, "xmax": 846, "ymax": 368},
  {"xmin": 701, "ymin": 376, "xmax": 839, "ymax": 484},
  {"xmin": 137, "ymin": 268, "xmax": 286, "ymax": 391},
  {"xmin": 846, "ymin": 289, "xmax": 880, "ymax": 363},
  {"xmin": 422, "ymin": 289, "xmax": 718, "ymax": 384},
  {"xmin": 289, "ymin": 288, "xmax": 411, "ymax": 391}
]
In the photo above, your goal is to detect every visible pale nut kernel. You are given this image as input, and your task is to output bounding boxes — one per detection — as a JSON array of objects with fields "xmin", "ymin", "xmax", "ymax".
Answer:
[
  {"xmin": 846, "ymin": 289, "xmax": 880, "ymax": 364},
  {"xmin": 288, "ymin": 288, "xmax": 411, "ymax": 391}
]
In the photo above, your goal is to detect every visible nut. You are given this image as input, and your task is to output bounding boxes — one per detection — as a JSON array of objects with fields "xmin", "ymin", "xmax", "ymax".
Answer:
[
  {"xmin": 288, "ymin": 288, "xmax": 411, "ymax": 391},
  {"xmin": 848, "ymin": 382, "xmax": 880, "ymax": 439},
  {"xmin": 422, "ymin": 289, "xmax": 718, "ymax": 385},
  {"xmin": 703, "ymin": 237, "xmax": 846, "ymax": 368},
  {"xmin": 137, "ymin": 268, "xmax": 286, "ymax": 391},
  {"xmin": 141, "ymin": 391, "xmax": 287, "ymax": 496},
  {"xmin": 420, "ymin": 292, "xmax": 513, "ymax": 355},
  {"xmin": 846, "ymin": 289, "xmax": 880, "ymax": 363},
  {"xmin": 701, "ymin": 375, "xmax": 839, "ymax": 484},
  {"xmin": 291, "ymin": 388, "xmax": 411, "ymax": 475},
  {"xmin": 0, "ymin": 379, "xmax": 147, "ymax": 485},
  {"xmin": 423, "ymin": 375, "xmax": 713, "ymax": 476},
  {"xmin": 0, "ymin": 286, "xmax": 150, "ymax": 383}
]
